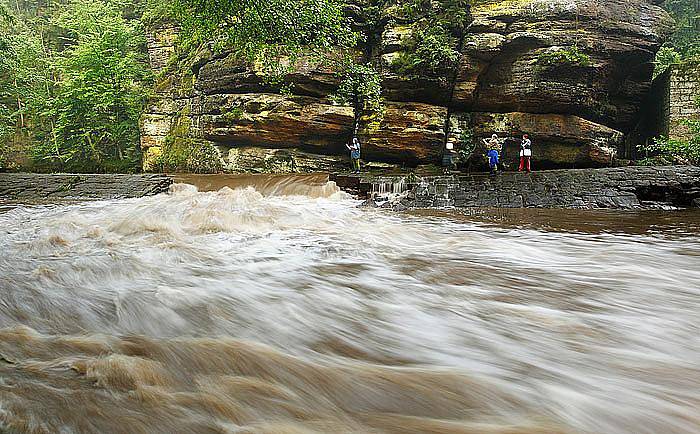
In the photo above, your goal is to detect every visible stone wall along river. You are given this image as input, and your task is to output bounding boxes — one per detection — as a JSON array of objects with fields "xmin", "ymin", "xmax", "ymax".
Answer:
[
  {"xmin": 333, "ymin": 166, "xmax": 700, "ymax": 209},
  {"xmin": 0, "ymin": 173, "xmax": 173, "ymax": 201}
]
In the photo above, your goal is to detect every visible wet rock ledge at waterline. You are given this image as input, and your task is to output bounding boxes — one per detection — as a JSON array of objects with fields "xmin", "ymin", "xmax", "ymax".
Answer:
[
  {"xmin": 332, "ymin": 166, "xmax": 700, "ymax": 209},
  {"xmin": 0, "ymin": 173, "xmax": 173, "ymax": 201}
]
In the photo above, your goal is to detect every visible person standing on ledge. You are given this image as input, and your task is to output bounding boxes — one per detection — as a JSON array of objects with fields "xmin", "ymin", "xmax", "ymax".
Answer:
[
  {"xmin": 443, "ymin": 141, "xmax": 456, "ymax": 173},
  {"xmin": 487, "ymin": 148, "xmax": 500, "ymax": 176},
  {"xmin": 483, "ymin": 134, "xmax": 501, "ymax": 153},
  {"xmin": 519, "ymin": 134, "xmax": 532, "ymax": 173},
  {"xmin": 483, "ymin": 134, "xmax": 501, "ymax": 175},
  {"xmin": 346, "ymin": 136, "xmax": 361, "ymax": 173}
]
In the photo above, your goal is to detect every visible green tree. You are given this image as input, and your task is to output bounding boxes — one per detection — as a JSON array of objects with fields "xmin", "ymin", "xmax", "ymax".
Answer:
[
  {"xmin": 331, "ymin": 62, "xmax": 383, "ymax": 127},
  {"xmin": 655, "ymin": 0, "xmax": 700, "ymax": 75},
  {"xmin": 0, "ymin": 2, "xmax": 50, "ymax": 170},
  {"xmin": 31, "ymin": 0, "xmax": 153, "ymax": 172},
  {"xmin": 663, "ymin": 0, "xmax": 700, "ymax": 56}
]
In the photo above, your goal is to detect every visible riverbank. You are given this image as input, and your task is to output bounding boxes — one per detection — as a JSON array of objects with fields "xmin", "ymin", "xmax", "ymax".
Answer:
[
  {"xmin": 0, "ymin": 173, "xmax": 173, "ymax": 201},
  {"xmin": 331, "ymin": 166, "xmax": 700, "ymax": 209}
]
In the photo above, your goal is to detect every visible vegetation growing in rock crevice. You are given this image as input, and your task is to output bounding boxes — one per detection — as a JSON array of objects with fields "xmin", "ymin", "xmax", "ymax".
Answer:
[
  {"xmin": 331, "ymin": 62, "xmax": 383, "ymax": 126},
  {"xmin": 391, "ymin": 26, "xmax": 461, "ymax": 76},
  {"xmin": 384, "ymin": 0, "xmax": 469, "ymax": 77},
  {"xmin": 221, "ymin": 106, "xmax": 245, "ymax": 123},
  {"xmin": 537, "ymin": 46, "xmax": 591, "ymax": 68}
]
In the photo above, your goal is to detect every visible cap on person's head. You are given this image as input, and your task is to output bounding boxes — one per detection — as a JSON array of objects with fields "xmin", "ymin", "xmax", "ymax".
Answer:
[{"xmin": 492, "ymin": 134, "xmax": 498, "ymax": 139}]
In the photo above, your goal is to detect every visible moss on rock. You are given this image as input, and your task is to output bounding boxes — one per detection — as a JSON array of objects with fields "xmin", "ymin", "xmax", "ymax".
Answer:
[
  {"xmin": 143, "ymin": 146, "xmax": 163, "ymax": 172},
  {"xmin": 152, "ymin": 109, "xmax": 224, "ymax": 173}
]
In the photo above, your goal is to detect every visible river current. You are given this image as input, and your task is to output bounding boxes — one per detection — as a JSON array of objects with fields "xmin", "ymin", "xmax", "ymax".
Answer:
[{"xmin": 0, "ymin": 174, "xmax": 698, "ymax": 434}]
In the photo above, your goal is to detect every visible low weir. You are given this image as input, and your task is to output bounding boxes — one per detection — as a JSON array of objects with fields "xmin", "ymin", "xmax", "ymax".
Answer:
[
  {"xmin": 0, "ymin": 173, "xmax": 173, "ymax": 201},
  {"xmin": 2, "ymin": 167, "xmax": 699, "ymax": 209},
  {"xmin": 331, "ymin": 166, "xmax": 700, "ymax": 209}
]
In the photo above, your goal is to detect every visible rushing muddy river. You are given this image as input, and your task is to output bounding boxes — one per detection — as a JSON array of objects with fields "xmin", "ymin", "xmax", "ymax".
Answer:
[{"xmin": 0, "ymin": 174, "xmax": 699, "ymax": 434}]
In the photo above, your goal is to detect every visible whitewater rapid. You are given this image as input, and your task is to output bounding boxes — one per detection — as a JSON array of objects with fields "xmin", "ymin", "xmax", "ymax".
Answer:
[{"xmin": 0, "ymin": 176, "xmax": 698, "ymax": 433}]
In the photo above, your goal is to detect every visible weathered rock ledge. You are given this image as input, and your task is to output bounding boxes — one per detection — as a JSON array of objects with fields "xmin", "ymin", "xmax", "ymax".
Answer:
[
  {"xmin": 141, "ymin": 0, "xmax": 674, "ymax": 172},
  {"xmin": 0, "ymin": 174, "xmax": 173, "ymax": 201},
  {"xmin": 332, "ymin": 166, "xmax": 700, "ymax": 209}
]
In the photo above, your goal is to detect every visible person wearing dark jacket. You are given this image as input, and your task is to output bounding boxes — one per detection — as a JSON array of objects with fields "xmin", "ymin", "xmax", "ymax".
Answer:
[{"xmin": 346, "ymin": 137, "xmax": 361, "ymax": 173}]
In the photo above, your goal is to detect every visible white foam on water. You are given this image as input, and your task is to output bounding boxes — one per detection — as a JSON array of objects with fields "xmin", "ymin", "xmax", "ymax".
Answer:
[{"xmin": 0, "ymin": 178, "xmax": 699, "ymax": 433}]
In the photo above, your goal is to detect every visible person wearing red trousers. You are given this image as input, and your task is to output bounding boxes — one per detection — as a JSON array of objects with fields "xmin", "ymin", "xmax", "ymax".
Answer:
[{"xmin": 519, "ymin": 134, "xmax": 532, "ymax": 172}]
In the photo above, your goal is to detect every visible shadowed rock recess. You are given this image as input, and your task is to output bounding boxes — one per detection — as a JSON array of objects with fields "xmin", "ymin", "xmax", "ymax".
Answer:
[{"xmin": 140, "ymin": 0, "xmax": 674, "ymax": 173}]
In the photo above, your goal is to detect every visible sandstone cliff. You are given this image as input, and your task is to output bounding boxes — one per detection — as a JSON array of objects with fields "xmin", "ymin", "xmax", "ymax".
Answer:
[{"xmin": 140, "ymin": 0, "xmax": 674, "ymax": 172}]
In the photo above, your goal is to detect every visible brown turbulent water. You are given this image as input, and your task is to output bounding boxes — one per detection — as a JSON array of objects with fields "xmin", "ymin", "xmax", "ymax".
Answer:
[{"xmin": 0, "ymin": 174, "xmax": 699, "ymax": 434}]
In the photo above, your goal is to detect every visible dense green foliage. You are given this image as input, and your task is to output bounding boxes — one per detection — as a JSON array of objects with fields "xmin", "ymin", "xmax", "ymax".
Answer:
[
  {"xmin": 654, "ymin": 0, "xmax": 700, "ymax": 76},
  {"xmin": 381, "ymin": 0, "xmax": 470, "ymax": 29},
  {"xmin": 172, "ymin": 0, "xmax": 357, "ymax": 56},
  {"xmin": 40, "ymin": 0, "xmax": 152, "ymax": 172},
  {"xmin": 331, "ymin": 62, "xmax": 383, "ymax": 122},
  {"xmin": 640, "ymin": 120, "xmax": 700, "ymax": 165},
  {"xmin": 0, "ymin": 0, "xmax": 152, "ymax": 172},
  {"xmin": 391, "ymin": 26, "xmax": 461, "ymax": 76},
  {"xmin": 0, "ymin": 2, "xmax": 47, "ymax": 169},
  {"xmin": 663, "ymin": 0, "xmax": 700, "ymax": 57},
  {"xmin": 641, "ymin": 95, "xmax": 700, "ymax": 166},
  {"xmin": 387, "ymin": 0, "xmax": 468, "ymax": 76}
]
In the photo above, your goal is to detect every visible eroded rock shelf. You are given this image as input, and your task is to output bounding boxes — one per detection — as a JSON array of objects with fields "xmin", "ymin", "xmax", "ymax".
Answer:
[{"xmin": 141, "ymin": 0, "xmax": 674, "ymax": 172}]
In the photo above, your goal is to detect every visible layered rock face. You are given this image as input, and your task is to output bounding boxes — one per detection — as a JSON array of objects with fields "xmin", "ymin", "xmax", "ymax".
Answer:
[{"xmin": 141, "ymin": 0, "xmax": 673, "ymax": 172}]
